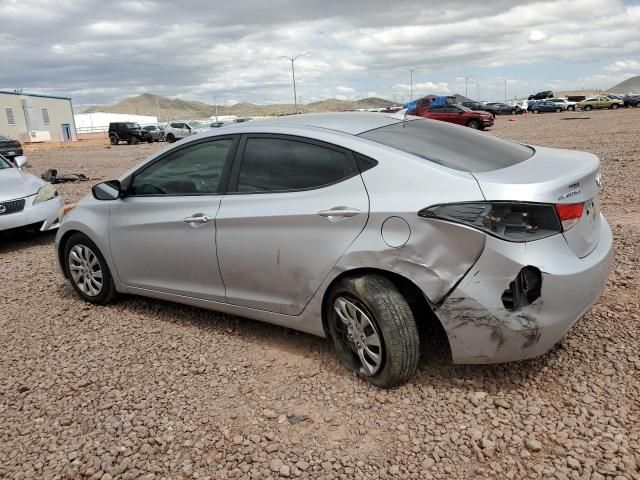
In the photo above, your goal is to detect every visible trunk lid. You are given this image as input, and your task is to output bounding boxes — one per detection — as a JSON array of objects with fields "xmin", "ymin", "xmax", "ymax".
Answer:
[{"xmin": 472, "ymin": 146, "xmax": 602, "ymax": 258}]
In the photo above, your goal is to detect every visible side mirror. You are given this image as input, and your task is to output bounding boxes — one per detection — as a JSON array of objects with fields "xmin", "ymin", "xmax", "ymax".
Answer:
[
  {"xmin": 92, "ymin": 180, "xmax": 121, "ymax": 201},
  {"xmin": 14, "ymin": 155, "xmax": 28, "ymax": 169}
]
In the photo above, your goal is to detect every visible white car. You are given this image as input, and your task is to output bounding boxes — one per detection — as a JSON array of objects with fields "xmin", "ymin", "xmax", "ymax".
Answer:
[
  {"xmin": 164, "ymin": 121, "xmax": 209, "ymax": 143},
  {"xmin": 547, "ymin": 98, "xmax": 577, "ymax": 111},
  {"xmin": 0, "ymin": 155, "xmax": 64, "ymax": 232}
]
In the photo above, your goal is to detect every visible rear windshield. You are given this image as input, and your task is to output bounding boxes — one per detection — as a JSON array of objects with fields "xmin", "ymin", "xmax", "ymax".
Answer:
[{"xmin": 358, "ymin": 118, "xmax": 534, "ymax": 172}]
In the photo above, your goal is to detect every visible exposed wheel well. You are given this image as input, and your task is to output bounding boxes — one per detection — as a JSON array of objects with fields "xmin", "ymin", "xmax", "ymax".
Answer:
[{"xmin": 321, "ymin": 268, "xmax": 451, "ymax": 356}]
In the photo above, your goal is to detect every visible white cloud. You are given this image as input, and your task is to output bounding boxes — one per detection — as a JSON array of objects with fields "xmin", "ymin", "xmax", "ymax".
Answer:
[
  {"xmin": 528, "ymin": 30, "xmax": 547, "ymax": 43},
  {"xmin": 336, "ymin": 85, "xmax": 355, "ymax": 93},
  {"xmin": 605, "ymin": 59, "xmax": 640, "ymax": 72}
]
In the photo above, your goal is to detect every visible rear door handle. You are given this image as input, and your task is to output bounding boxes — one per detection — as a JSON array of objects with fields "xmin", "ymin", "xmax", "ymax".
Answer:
[
  {"xmin": 183, "ymin": 213, "xmax": 211, "ymax": 226},
  {"xmin": 317, "ymin": 207, "xmax": 361, "ymax": 222}
]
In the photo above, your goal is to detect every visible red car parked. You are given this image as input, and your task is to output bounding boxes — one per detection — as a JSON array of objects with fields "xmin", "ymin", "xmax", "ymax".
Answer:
[{"xmin": 412, "ymin": 99, "xmax": 494, "ymax": 130}]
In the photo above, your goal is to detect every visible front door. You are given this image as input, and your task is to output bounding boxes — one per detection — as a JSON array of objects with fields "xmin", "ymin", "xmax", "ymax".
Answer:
[
  {"xmin": 109, "ymin": 137, "xmax": 236, "ymax": 301},
  {"xmin": 61, "ymin": 124, "xmax": 71, "ymax": 141},
  {"xmin": 216, "ymin": 135, "xmax": 369, "ymax": 315}
]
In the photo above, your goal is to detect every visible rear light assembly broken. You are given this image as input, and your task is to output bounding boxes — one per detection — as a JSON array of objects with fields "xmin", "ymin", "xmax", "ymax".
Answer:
[{"xmin": 419, "ymin": 201, "xmax": 584, "ymax": 242}]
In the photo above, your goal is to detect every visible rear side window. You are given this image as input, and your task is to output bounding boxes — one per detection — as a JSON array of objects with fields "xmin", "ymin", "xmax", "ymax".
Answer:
[
  {"xmin": 236, "ymin": 137, "xmax": 355, "ymax": 193},
  {"xmin": 359, "ymin": 119, "xmax": 534, "ymax": 172}
]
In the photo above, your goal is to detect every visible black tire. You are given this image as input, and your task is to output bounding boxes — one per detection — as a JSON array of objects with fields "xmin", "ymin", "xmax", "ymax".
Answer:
[
  {"xmin": 568, "ymin": 105, "xmax": 575, "ymax": 111},
  {"xmin": 147, "ymin": 136, "xmax": 153, "ymax": 143},
  {"xmin": 327, "ymin": 274, "xmax": 420, "ymax": 388},
  {"xmin": 130, "ymin": 136, "xmax": 139, "ymax": 145},
  {"xmin": 611, "ymin": 103, "xmax": 619, "ymax": 110},
  {"xmin": 533, "ymin": 109, "xmax": 540, "ymax": 114},
  {"xmin": 584, "ymin": 105, "xmax": 592, "ymax": 111},
  {"xmin": 109, "ymin": 136, "xmax": 118, "ymax": 145},
  {"xmin": 167, "ymin": 133, "xmax": 175, "ymax": 143},
  {"xmin": 466, "ymin": 119, "xmax": 481, "ymax": 129},
  {"xmin": 555, "ymin": 108, "xmax": 562, "ymax": 113},
  {"xmin": 64, "ymin": 233, "xmax": 117, "ymax": 305}
]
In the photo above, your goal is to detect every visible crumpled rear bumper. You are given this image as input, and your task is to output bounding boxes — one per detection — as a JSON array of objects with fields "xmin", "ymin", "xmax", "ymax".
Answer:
[{"xmin": 436, "ymin": 214, "xmax": 613, "ymax": 364}]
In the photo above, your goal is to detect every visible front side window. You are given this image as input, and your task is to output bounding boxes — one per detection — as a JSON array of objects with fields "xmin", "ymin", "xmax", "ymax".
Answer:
[
  {"xmin": 0, "ymin": 155, "xmax": 12, "ymax": 169},
  {"xmin": 131, "ymin": 139, "xmax": 232, "ymax": 195},
  {"xmin": 236, "ymin": 137, "xmax": 354, "ymax": 193}
]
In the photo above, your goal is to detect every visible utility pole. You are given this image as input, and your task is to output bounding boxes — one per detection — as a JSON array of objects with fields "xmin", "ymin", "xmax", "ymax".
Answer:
[
  {"xmin": 278, "ymin": 53, "xmax": 308, "ymax": 114},
  {"xmin": 504, "ymin": 79, "xmax": 507, "ymax": 103},
  {"xmin": 464, "ymin": 76, "xmax": 472, "ymax": 98},
  {"xmin": 409, "ymin": 67, "xmax": 421, "ymax": 101},
  {"xmin": 155, "ymin": 95, "xmax": 160, "ymax": 122},
  {"xmin": 476, "ymin": 82, "xmax": 480, "ymax": 101},
  {"xmin": 214, "ymin": 96, "xmax": 218, "ymax": 123}
]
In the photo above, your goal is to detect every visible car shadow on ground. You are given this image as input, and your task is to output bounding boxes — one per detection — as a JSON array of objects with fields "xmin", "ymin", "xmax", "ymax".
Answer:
[
  {"xmin": 0, "ymin": 229, "xmax": 56, "ymax": 255},
  {"xmin": 82, "ymin": 290, "xmax": 555, "ymax": 392}
]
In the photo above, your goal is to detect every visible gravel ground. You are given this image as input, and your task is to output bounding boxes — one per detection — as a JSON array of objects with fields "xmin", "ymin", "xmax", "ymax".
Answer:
[{"xmin": 1, "ymin": 109, "xmax": 639, "ymax": 480}]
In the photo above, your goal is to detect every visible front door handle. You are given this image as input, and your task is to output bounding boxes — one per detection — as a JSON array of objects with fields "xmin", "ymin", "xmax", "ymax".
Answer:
[
  {"xmin": 317, "ymin": 207, "xmax": 361, "ymax": 222},
  {"xmin": 183, "ymin": 213, "xmax": 211, "ymax": 226}
]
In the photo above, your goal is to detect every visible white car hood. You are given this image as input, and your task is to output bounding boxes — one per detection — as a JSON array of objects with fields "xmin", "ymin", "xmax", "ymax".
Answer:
[{"xmin": 0, "ymin": 168, "xmax": 44, "ymax": 201}]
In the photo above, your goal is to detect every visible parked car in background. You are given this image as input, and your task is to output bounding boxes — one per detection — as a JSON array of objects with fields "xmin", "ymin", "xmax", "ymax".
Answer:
[
  {"xmin": 0, "ymin": 135, "xmax": 23, "ymax": 163},
  {"xmin": 623, "ymin": 95, "xmax": 640, "ymax": 108},
  {"xmin": 528, "ymin": 91, "xmax": 554, "ymax": 100},
  {"xmin": 530, "ymin": 101, "xmax": 564, "ymax": 113},
  {"xmin": 578, "ymin": 96, "xmax": 624, "ymax": 111},
  {"xmin": 547, "ymin": 98, "xmax": 577, "ymax": 111},
  {"xmin": 143, "ymin": 125, "xmax": 165, "ymax": 142},
  {"xmin": 209, "ymin": 122, "xmax": 227, "ymax": 128},
  {"xmin": 414, "ymin": 102, "xmax": 494, "ymax": 129},
  {"xmin": 606, "ymin": 94, "xmax": 625, "ymax": 100},
  {"xmin": 55, "ymin": 112, "xmax": 612, "ymax": 388},
  {"xmin": 484, "ymin": 102, "xmax": 516, "ymax": 115},
  {"xmin": 567, "ymin": 95, "xmax": 587, "ymax": 102},
  {"xmin": 164, "ymin": 121, "xmax": 209, "ymax": 142},
  {"xmin": 0, "ymin": 155, "xmax": 64, "ymax": 233},
  {"xmin": 109, "ymin": 122, "xmax": 153, "ymax": 145}
]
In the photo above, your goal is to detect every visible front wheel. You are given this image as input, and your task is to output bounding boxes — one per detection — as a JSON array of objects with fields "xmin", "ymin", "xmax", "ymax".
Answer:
[
  {"xmin": 569, "ymin": 105, "xmax": 575, "ymax": 111},
  {"xmin": 147, "ymin": 136, "xmax": 153, "ymax": 143},
  {"xmin": 65, "ymin": 233, "xmax": 117, "ymax": 305},
  {"xmin": 555, "ymin": 108, "xmax": 562, "ymax": 112},
  {"xmin": 166, "ymin": 133, "xmax": 175, "ymax": 143},
  {"xmin": 533, "ymin": 109, "xmax": 540, "ymax": 114},
  {"xmin": 327, "ymin": 274, "xmax": 420, "ymax": 388},
  {"xmin": 466, "ymin": 119, "xmax": 481, "ymax": 129},
  {"xmin": 584, "ymin": 105, "xmax": 592, "ymax": 111},
  {"xmin": 611, "ymin": 103, "xmax": 619, "ymax": 110},
  {"xmin": 109, "ymin": 136, "xmax": 118, "ymax": 145}
]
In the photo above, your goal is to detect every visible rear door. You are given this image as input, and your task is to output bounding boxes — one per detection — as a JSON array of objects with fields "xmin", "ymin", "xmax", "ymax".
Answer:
[
  {"xmin": 216, "ymin": 134, "xmax": 369, "ymax": 315},
  {"xmin": 109, "ymin": 136, "xmax": 237, "ymax": 300}
]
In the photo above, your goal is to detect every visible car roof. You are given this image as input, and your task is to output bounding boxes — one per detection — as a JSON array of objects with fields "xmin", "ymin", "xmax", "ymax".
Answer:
[{"xmin": 215, "ymin": 112, "xmax": 405, "ymax": 136}]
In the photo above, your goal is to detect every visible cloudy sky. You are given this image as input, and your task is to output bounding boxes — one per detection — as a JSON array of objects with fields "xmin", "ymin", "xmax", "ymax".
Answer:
[{"xmin": 1, "ymin": 0, "xmax": 640, "ymax": 110}]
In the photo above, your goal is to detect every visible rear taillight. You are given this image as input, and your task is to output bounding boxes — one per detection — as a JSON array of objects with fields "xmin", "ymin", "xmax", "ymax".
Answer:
[
  {"xmin": 555, "ymin": 202, "xmax": 584, "ymax": 231},
  {"xmin": 419, "ymin": 202, "xmax": 562, "ymax": 242}
]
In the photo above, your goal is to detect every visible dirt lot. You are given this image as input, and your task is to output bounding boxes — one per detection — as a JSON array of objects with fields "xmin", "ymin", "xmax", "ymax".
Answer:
[{"xmin": 1, "ymin": 109, "xmax": 639, "ymax": 480}]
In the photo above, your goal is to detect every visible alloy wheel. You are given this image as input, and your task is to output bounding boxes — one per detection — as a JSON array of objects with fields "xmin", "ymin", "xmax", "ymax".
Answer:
[
  {"xmin": 69, "ymin": 244, "xmax": 104, "ymax": 297},
  {"xmin": 333, "ymin": 297, "xmax": 383, "ymax": 376}
]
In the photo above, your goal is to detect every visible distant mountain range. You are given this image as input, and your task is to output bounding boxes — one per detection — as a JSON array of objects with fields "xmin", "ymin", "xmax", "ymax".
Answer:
[
  {"xmin": 608, "ymin": 75, "xmax": 640, "ymax": 93},
  {"xmin": 84, "ymin": 93, "xmax": 400, "ymax": 120}
]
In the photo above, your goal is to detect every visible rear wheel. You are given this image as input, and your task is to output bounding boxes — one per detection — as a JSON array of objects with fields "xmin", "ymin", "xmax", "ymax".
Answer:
[
  {"xmin": 130, "ymin": 136, "xmax": 139, "ymax": 145},
  {"xmin": 533, "ymin": 109, "xmax": 540, "ymax": 114},
  {"xmin": 167, "ymin": 133, "xmax": 175, "ymax": 143},
  {"xmin": 555, "ymin": 108, "xmax": 562, "ymax": 112},
  {"xmin": 147, "ymin": 136, "xmax": 153, "ymax": 143},
  {"xmin": 466, "ymin": 119, "xmax": 481, "ymax": 129},
  {"xmin": 568, "ymin": 105, "xmax": 575, "ymax": 111},
  {"xmin": 327, "ymin": 274, "xmax": 420, "ymax": 388},
  {"xmin": 109, "ymin": 136, "xmax": 118, "ymax": 145},
  {"xmin": 584, "ymin": 105, "xmax": 592, "ymax": 111},
  {"xmin": 65, "ymin": 233, "xmax": 117, "ymax": 305}
]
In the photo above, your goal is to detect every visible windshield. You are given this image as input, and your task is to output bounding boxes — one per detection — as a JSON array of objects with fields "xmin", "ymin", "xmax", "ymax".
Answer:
[
  {"xmin": 126, "ymin": 123, "xmax": 141, "ymax": 129},
  {"xmin": 0, "ymin": 155, "xmax": 12, "ymax": 169},
  {"xmin": 359, "ymin": 118, "xmax": 535, "ymax": 173},
  {"xmin": 455, "ymin": 105, "xmax": 472, "ymax": 112},
  {"xmin": 0, "ymin": 135, "xmax": 9, "ymax": 141},
  {"xmin": 190, "ymin": 121, "xmax": 206, "ymax": 129}
]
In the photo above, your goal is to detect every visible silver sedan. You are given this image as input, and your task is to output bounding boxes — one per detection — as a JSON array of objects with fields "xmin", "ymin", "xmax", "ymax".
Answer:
[
  {"xmin": 55, "ymin": 112, "xmax": 613, "ymax": 388},
  {"xmin": 1, "ymin": 155, "xmax": 64, "ymax": 232}
]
